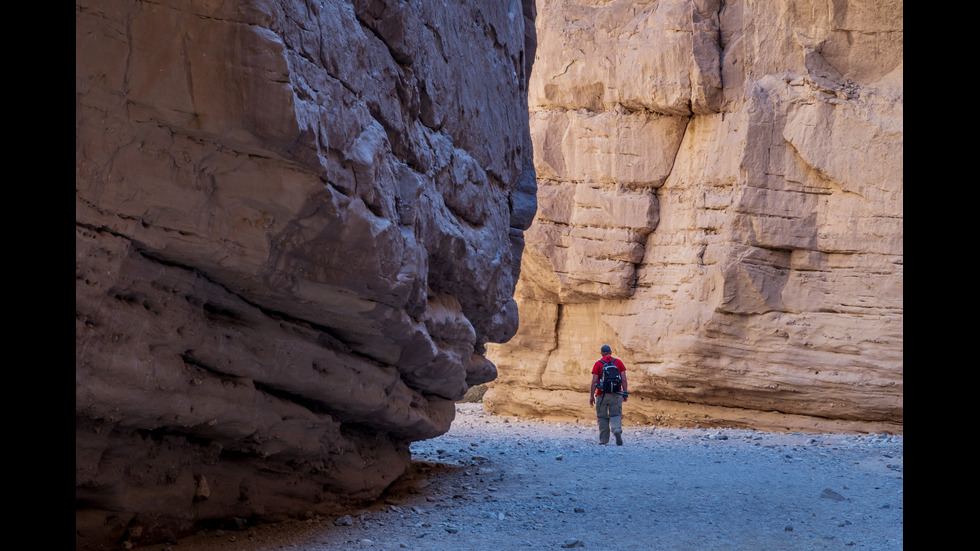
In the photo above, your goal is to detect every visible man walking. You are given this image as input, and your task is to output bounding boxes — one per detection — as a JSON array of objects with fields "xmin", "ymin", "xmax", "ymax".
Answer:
[{"xmin": 589, "ymin": 345, "xmax": 628, "ymax": 445}]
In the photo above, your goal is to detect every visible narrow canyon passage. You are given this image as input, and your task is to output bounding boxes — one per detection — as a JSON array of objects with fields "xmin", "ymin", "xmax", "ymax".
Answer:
[{"xmin": 77, "ymin": 2, "xmax": 902, "ymax": 546}]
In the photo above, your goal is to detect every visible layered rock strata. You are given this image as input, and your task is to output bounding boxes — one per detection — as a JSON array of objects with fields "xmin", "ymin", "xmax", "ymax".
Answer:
[
  {"xmin": 76, "ymin": 0, "xmax": 536, "ymax": 548},
  {"xmin": 485, "ymin": 0, "xmax": 903, "ymax": 434}
]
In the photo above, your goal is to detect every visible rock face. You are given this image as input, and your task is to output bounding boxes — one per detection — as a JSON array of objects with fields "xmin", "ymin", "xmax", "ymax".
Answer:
[
  {"xmin": 485, "ymin": 0, "xmax": 903, "ymax": 434},
  {"xmin": 75, "ymin": 0, "xmax": 536, "ymax": 548}
]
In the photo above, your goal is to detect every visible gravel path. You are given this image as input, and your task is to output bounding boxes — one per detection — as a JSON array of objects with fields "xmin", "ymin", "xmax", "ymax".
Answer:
[{"xmin": 138, "ymin": 403, "xmax": 903, "ymax": 551}]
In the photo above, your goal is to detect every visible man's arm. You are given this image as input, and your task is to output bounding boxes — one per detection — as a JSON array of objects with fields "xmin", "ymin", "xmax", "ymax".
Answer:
[
  {"xmin": 589, "ymin": 373, "xmax": 599, "ymax": 405},
  {"xmin": 617, "ymin": 359, "xmax": 628, "ymax": 399}
]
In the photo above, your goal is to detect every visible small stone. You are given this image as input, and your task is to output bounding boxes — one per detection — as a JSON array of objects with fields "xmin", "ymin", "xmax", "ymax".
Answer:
[
  {"xmin": 820, "ymin": 488, "xmax": 847, "ymax": 502},
  {"xmin": 335, "ymin": 515, "xmax": 354, "ymax": 526},
  {"xmin": 194, "ymin": 474, "xmax": 210, "ymax": 502},
  {"xmin": 228, "ymin": 517, "xmax": 247, "ymax": 531},
  {"xmin": 561, "ymin": 539, "xmax": 585, "ymax": 548}
]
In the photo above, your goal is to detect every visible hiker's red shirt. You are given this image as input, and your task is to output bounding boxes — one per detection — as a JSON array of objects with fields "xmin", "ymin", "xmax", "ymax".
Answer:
[{"xmin": 592, "ymin": 355, "xmax": 626, "ymax": 396}]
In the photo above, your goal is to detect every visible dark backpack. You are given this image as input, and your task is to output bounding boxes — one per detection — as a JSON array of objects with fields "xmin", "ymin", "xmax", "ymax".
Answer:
[{"xmin": 599, "ymin": 358, "xmax": 621, "ymax": 393}]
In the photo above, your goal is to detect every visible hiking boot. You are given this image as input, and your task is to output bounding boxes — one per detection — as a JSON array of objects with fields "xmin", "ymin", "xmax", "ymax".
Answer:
[{"xmin": 614, "ymin": 430, "xmax": 623, "ymax": 446}]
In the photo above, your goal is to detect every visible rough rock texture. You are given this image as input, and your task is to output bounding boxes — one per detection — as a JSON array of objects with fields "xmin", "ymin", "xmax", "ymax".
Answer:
[
  {"xmin": 76, "ymin": 0, "xmax": 536, "ymax": 548},
  {"xmin": 485, "ymin": 0, "xmax": 903, "ymax": 434}
]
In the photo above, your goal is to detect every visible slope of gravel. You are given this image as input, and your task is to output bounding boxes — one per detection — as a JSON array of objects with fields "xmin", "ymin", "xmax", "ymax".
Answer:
[{"xmin": 136, "ymin": 403, "xmax": 903, "ymax": 551}]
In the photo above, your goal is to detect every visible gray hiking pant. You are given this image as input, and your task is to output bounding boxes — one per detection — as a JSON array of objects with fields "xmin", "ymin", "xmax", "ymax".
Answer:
[{"xmin": 595, "ymin": 393, "xmax": 623, "ymax": 444}]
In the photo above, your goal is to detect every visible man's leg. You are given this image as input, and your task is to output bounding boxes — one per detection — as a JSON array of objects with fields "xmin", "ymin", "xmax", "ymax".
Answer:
[
  {"xmin": 596, "ymin": 395, "xmax": 610, "ymax": 444},
  {"xmin": 609, "ymin": 394, "xmax": 624, "ymax": 445}
]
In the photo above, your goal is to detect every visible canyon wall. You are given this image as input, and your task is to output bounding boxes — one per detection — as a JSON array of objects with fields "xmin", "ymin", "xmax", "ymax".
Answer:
[
  {"xmin": 485, "ymin": 0, "xmax": 903, "ymax": 434},
  {"xmin": 75, "ymin": 0, "xmax": 536, "ymax": 548}
]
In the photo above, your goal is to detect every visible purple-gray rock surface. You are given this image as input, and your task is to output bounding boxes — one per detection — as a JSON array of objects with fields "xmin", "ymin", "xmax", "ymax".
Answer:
[{"xmin": 75, "ymin": 1, "xmax": 536, "ymax": 548}]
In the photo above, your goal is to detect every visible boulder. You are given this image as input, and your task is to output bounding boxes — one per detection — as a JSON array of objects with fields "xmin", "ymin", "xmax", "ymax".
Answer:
[{"xmin": 75, "ymin": 0, "xmax": 536, "ymax": 548}]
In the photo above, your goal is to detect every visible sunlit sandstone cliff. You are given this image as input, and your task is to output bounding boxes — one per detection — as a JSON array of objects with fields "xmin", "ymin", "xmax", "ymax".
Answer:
[
  {"xmin": 485, "ymin": 0, "xmax": 903, "ymax": 434},
  {"xmin": 76, "ymin": 0, "xmax": 536, "ymax": 548}
]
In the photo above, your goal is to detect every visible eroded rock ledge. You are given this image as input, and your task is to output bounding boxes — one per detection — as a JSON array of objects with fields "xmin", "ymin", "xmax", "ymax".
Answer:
[
  {"xmin": 75, "ymin": 1, "xmax": 536, "ymax": 548},
  {"xmin": 485, "ymin": 0, "xmax": 903, "ymax": 434}
]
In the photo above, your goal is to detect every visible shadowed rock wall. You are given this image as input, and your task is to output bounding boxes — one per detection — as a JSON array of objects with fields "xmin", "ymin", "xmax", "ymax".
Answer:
[
  {"xmin": 75, "ymin": 0, "xmax": 536, "ymax": 548},
  {"xmin": 485, "ymin": 0, "xmax": 902, "ymax": 434}
]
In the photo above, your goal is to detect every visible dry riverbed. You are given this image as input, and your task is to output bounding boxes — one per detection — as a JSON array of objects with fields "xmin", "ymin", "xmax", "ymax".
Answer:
[{"xmin": 137, "ymin": 403, "xmax": 903, "ymax": 550}]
